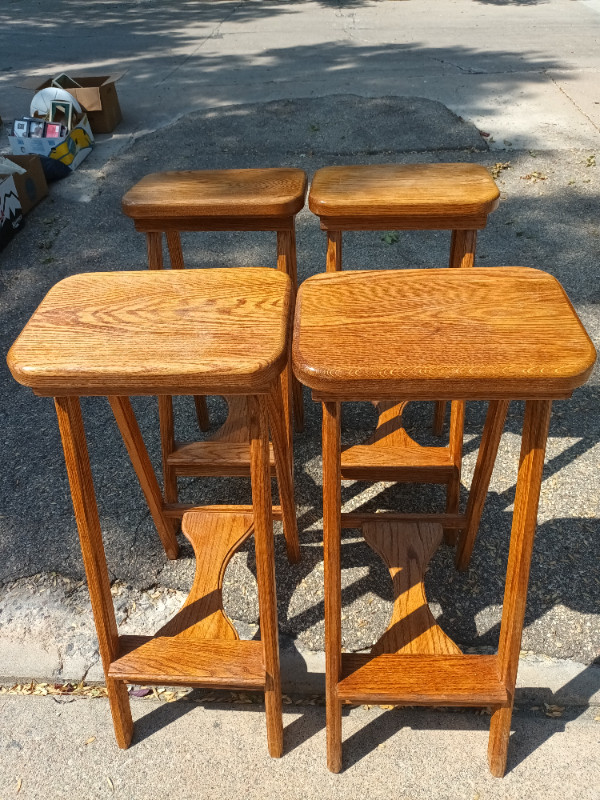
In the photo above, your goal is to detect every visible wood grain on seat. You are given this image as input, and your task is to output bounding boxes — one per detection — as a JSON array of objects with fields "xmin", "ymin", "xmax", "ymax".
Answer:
[
  {"xmin": 8, "ymin": 268, "xmax": 292, "ymax": 397},
  {"xmin": 122, "ymin": 168, "xmax": 308, "ymax": 219},
  {"xmin": 293, "ymin": 267, "xmax": 596, "ymax": 400},
  {"xmin": 308, "ymin": 164, "xmax": 499, "ymax": 228}
]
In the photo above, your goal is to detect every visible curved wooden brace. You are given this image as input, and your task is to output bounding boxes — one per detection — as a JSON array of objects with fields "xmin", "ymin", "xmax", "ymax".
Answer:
[
  {"xmin": 156, "ymin": 510, "xmax": 254, "ymax": 641},
  {"xmin": 341, "ymin": 401, "xmax": 455, "ymax": 482},
  {"xmin": 364, "ymin": 520, "xmax": 461, "ymax": 655}
]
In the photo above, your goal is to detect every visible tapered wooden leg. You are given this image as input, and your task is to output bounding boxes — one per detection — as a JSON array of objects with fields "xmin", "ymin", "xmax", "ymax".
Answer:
[
  {"xmin": 158, "ymin": 395, "xmax": 179, "ymax": 504},
  {"xmin": 323, "ymin": 401, "xmax": 343, "ymax": 773},
  {"xmin": 193, "ymin": 395, "xmax": 210, "ymax": 432},
  {"xmin": 449, "ymin": 229, "xmax": 477, "ymax": 269},
  {"xmin": 456, "ymin": 399, "xmax": 510, "ymax": 571},
  {"xmin": 488, "ymin": 399, "xmax": 552, "ymax": 777},
  {"xmin": 146, "ymin": 231, "xmax": 164, "ymax": 270},
  {"xmin": 266, "ymin": 381, "xmax": 300, "ymax": 564},
  {"xmin": 277, "ymin": 227, "xmax": 304, "ymax": 432},
  {"xmin": 166, "ymin": 231, "xmax": 185, "ymax": 269},
  {"xmin": 164, "ymin": 229, "xmax": 210, "ymax": 431},
  {"xmin": 326, "ymin": 230, "xmax": 342, "ymax": 272},
  {"xmin": 54, "ymin": 396, "xmax": 133, "ymax": 749},
  {"xmin": 444, "ymin": 399, "xmax": 465, "ymax": 545},
  {"xmin": 108, "ymin": 396, "xmax": 179, "ymax": 560},
  {"xmin": 434, "ymin": 229, "xmax": 478, "ymax": 433},
  {"xmin": 248, "ymin": 394, "xmax": 283, "ymax": 758},
  {"xmin": 433, "ymin": 401, "xmax": 446, "ymax": 436}
]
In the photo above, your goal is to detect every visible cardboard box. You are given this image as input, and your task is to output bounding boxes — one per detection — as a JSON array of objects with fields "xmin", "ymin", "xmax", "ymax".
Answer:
[
  {"xmin": 0, "ymin": 155, "xmax": 48, "ymax": 214},
  {"xmin": 20, "ymin": 74, "xmax": 123, "ymax": 134},
  {"xmin": 0, "ymin": 174, "xmax": 23, "ymax": 251},
  {"xmin": 8, "ymin": 115, "xmax": 94, "ymax": 174}
]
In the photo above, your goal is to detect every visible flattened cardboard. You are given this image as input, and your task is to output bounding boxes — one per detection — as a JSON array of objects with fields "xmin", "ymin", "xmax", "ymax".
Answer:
[
  {"xmin": 19, "ymin": 74, "xmax": 123, "ymax": 134},
  {"xmin": 8, "ymin": 115, "xmax": 94, "ymax": 173},
  {"xmin": 0, "ymin": 174, "xmax": 23, "ymax": 251},
  {"xmin": 0, "ymin": 155, "xmax": 48, "ymax": 214}
]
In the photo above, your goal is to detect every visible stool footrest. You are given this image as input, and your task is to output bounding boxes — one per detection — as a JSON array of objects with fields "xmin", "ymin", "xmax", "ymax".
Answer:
[
  {"xmin": 337, "ymin": 654, "xmax": 507, "ymax": 706},
  {"xmin": 341, "ymin": 444, "xmax": 455, "ymax": 482},
  {"xmin": 168, "ymin": 441, "xmax": 276, "ymax": 477},
  {"xmin": 109, "ymin": 635, "xmax": 265, "ymax": 688}
]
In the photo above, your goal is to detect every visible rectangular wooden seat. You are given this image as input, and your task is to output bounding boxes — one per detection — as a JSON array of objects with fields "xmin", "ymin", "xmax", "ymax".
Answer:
[
  {"xmin": 308, "ymin": 163, "xmax": 499, "ymax": 230},
  {"xmin": 293, "ymin": 267, "xmax": 595, "ymax": 401},
  {"xmin": 122, "ymin": 167, "xmax": 308, "ymax": 224},
  {"xmin": 8, "ymin": 268, "xmax": 292, "ymax": 397}
]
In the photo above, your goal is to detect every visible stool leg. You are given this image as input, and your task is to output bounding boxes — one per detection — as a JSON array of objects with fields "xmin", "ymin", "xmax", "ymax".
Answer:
[
  {"xmin": 55, "ymin": 396, "xmax": 133, "ymax": 749},
  {"xmin": 165, "ymin": 230, "xmax": 210, "ymax": 432},
  {"xmin": 277, "ymin": 228, "xmax": 304, "ymax": 432},
  {"xmin": 456, "ymin": 399, "xmax": 509, "ymax": 571},
  {"xmin": 488, "ymin": 399, "xmax": 552, "ymax": 777},
  {"xmin": 433, "ymin": 229, "xmax": 478, "ymax": 435},
  {"xmin": 165, "ymin": 231, "xmax": 185, "ymax": 269},
  {"xmin": 266, "ymin": 379, "xmax": 301, "ymax": 564},
  {"xmin": 146, "ymin": 231, "xmax": 164, "ymax": 270},
  {"xmin": 108, "ymin": 396, "xmax": 179, "ymax": 560},
  {"xmin": 326, "ymin": 231, "xmax": 342, "ymax": 272},
  {"xmin": 193, "ymin": 395, "xmax": 210, "ymax": 432},
  {"xmin": 449, "ymin": 229, "xmax": 477, "ymax": 269},
  {"xmin": 444, "ymin": 399, "xmax": 465, "ymax": 545},
  {"xmin": 323, "ymin": 401, "xmax": 343, "ymax": 773},
  {"xmin": 248, "ymin": 394, "xmax": 283, "ymax": 758},
  {"xmin": 158, "ymin": 395, "xmax": 179, "ymax": 505}
]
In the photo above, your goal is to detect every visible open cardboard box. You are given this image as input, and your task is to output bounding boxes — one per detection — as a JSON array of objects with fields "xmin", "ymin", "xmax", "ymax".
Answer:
[
  {"xmin": 0, "ymin": 155, "xmax": 48, "ymax": 214},
  {"xmin": 20, "ymin": 74, "xmax": 122, "ymax": 134},
  {"xmin": 8, "ymin": 113, "xmax": 94, "ymax": 177}
]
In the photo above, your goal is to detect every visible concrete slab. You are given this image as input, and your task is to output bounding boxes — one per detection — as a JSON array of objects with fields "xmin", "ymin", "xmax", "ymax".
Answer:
[{"xmin": 0, "ymin": 694, "xmax": 598, "ymax": 799}]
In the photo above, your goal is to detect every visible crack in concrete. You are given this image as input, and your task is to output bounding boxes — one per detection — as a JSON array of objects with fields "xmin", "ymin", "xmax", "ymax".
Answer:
[
  {"xmin": 156, "ymin": 2, "xmax": 245, "ymax": 87},
  {"xmin": 547, "ymin": 72, "xmax": 600, "ymax": 136}
]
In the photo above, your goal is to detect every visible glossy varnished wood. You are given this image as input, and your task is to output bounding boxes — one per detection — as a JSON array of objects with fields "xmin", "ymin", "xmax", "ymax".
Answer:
[
  {"xmin": 456, "ymin": 399, "xmax": 510, "ymax": 570},
  {"xmin": 122, "ymin": 168, "xmax": 307, "ymax": 220},
  {"xmin": 364, "ymin": 521, "xmax": 461, "ymax": 656},
  {"xmin": 323, "ymin": 401, "xmax": 343, "ymax": 773},
  {"xmin": 54, "ymin": 396, "xmax": 133, "ymax": 749},
  {"xmin": 293, "ymin": 268, "xmax": 596, "ymax": 401},
  {"xmin": 108, "ymin": 395, "xmax": 179, "ymax": 560},
  {"xmin": 309, "ymin": 164, "xmax": 499, "ymax": 229},
  {"xmin": 340, "ymin": 400, "xmax": 456, "ymax": 482},
  {"xmin": 248, "ymin": 394, "xmax": 284, "ymax": 758},
  {"xmin": 337, "ymin": 654, "xmax": 506, "ymax": 705},
  {"xmin": 488, "ymin": 399, "xmax": 552, "ymax": 777},
  {"xmin": 8, "ymin": 269, "xmax": 292, "ymax": 397},
  {"xmin": 161, "ymin": 510, "xmax": 254, "ymax": 640},
  {"xmin": 109, "ymin": 637, "xmax": 265, "ymax": 688}
]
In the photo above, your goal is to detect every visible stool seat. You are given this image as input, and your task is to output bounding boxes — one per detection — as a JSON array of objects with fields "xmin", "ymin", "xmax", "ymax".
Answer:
[
  {"xmin": 308, "ymin": 164, "xmax": 499, "ymax": 229},
  {"xmin": 9, "ymin": 268, "xmax": 292, "ymax": 397},
  {"xmin": 122, "ymin": 168, "xmax": 308, "ymax": 222},
  {"xmin": 293, "ymin": 267, "xmax": 595, "ymax": 400}
]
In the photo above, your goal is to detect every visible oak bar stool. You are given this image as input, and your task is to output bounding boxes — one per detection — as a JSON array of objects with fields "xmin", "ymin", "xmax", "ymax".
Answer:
[
  {"xmin": 309, "ymin": 164, "xmax": 501, "ymax": 543},
  {"xmin": 122, "ymin": 168, "xmax": 308, "ymax": 526},
  {"xmin": 292, "ymin": 267, "xmax": 595, "ymax": 776},
  {"xmin": 8, "ymin": 268, "xmax": 300, "ymax": 755}
]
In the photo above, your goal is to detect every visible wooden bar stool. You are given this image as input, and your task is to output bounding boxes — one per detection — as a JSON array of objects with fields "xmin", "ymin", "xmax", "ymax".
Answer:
[
  {"xmin": 292, "ymin": 267, "xmax": 595, "ymax": 776},
  {"xmin": 8, "ymin": 268, "xmax": 300, "ymax": 755},
  {"xmin": 309, "ymin": 164, "xmax": 501, "ymax": 543},
  {"xmin": 121, "ymin": 168, "xmax": 307, "ymax": 540}
]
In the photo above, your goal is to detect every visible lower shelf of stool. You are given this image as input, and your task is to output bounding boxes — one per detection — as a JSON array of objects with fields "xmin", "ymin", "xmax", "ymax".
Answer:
[
  {"xmin": 340, "ymin": 400, "xmax": 456, "ymax": 483},
  {"xmin": 168, "ymin": 441, "xmax": 276, "ymax": 477},
  {"xmin": 109, "ymin": 635, "xmax": 265, "ymax": 689},
  {"xmin": 337, "ymin": 653, "xmax": 507, "ymax": 706}
]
